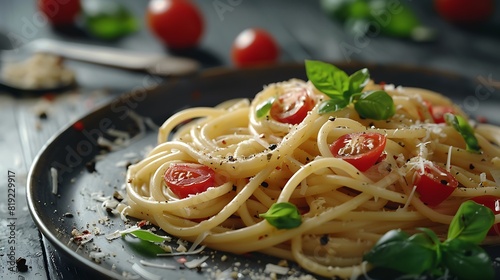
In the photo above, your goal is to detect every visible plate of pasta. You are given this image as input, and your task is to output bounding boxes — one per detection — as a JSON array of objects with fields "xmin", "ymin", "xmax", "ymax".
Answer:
[{"xmin": 28, "ymin": 61, "xmax": 500, "ymax": 280}]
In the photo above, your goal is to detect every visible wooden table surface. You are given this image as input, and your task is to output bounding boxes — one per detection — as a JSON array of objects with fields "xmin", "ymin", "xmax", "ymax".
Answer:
[{"xmin": 0, "ymin": 1, "xmax": 499, "ymax": 279}]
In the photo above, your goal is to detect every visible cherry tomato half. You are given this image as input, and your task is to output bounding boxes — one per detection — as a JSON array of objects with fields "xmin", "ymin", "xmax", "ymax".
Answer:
[
  {"xmin": 330, "ymin": 132, "xmax": 387, "ymax": 172},
  {"xmin": 38, "ymin": 0, "xmax": 81, "ymax": 25},
  {"xmin": 164, "ymin": 163, "xmax": 215, "ymax": 198},
  {"xmin": 270, "ymin": 88, "xmax": 315, "ymax": 125},
  {"xmin": 231, "ymin": 28, "xmax": 279, "ymax": 68},
  {"xmin": 147, "ymin": 0, "xmax": 204, "ymax": 49},
  {"xmin": 470, "ymin": 195, "xmax": 500, "ymax": 236},
  {"xmin": 435, "ymin": 0, "xmax": 494, "ymax": 24},
  {"xmin": 414, "ymin": 164, "xmax": 458, "ymax": 206},
  {"xmin": 421, "ymin": 100, "xmax": 454, "ymax": 124}
]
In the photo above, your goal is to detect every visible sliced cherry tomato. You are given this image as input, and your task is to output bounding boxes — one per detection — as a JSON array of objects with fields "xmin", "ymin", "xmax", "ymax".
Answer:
[
  {"xmin": 147, "ymin": 0, "xmax": 204, "ymax": 49},
  {"xmin": 270, "ymin": 88, "xmax": 315, "ymax": 125},
  {"xmin": 435, "ymin": 0, "xmax": 494, "ymax": 24},
  {"xmin": 231, "ymin": 28, "xmax": 279, "ymax": 68},
  {"xmin": 469, "ymin": 195, "xmax": 500, "ymax": 236},
  {"xmin": 430, "ymin": 105, "xmax": 454, "ymax": 123},
  {"xmin": 164, "ymin": 163, "xmax": 215, "ymax": 198},
  {"xmin": 38, "ymin": 0, "xmax": 81, "ymax": 25},
  {"xmin": 329, "ymin": 132, "xmax": 387, "ymax": 172},
  {"xmin": 414, "ymin": 163, "xmax": 458, "ymax": 206},
  {"xmin": 421, "ymin": 100, "xmax": 454, "ymax": 123}
]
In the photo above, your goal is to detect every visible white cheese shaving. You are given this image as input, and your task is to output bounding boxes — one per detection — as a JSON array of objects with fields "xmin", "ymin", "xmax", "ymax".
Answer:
[
  {"xmin": 139, "ymin": 260, "xmax": 176, "ymax": 270},
  {"xmin": 183, "ymin": 255, "xmax": 209, "ymax": 269},
  {"xmin": 157, "ymin": 245, "xmax": 206, "ymax": 257},
  {"xmin": 50, "ymin": 167, "xmax": 58, "ymax": 195},
  {"xmin": 190, "ymin": 232, "xmax": 209, "ymax": 252},
  {"xmin": 446, "ymin": 145, "xmax": 452, "ymax": 172},
  {"xmin": 401, "ymin": 185, "xmax": 418, "ymax": 211},
  {"xmin": 264, "ymin": 263, "xmax": 289, "ymax": 275},
  {"xmin": 480, "ymin": 172, "xmax": 487, "ymax": 185},
  {"xmin": 131, "ymin": 263, "xmax": 162, "ymax": 280},
  {"xmin": 105, "ymin": 225, "xmax": 140, "ymax": 241}
]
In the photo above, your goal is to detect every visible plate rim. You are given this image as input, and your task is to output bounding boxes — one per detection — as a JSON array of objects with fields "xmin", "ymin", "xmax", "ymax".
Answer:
[{"xmin": 26, "ymin": 61, "xmax": 495, "ymax": 279}]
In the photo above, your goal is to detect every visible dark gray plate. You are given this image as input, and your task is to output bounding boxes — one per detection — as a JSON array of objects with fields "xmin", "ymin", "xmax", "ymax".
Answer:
[{"xmin": 27, "ymin": 62, "xmax": 500, "ymax": 279}]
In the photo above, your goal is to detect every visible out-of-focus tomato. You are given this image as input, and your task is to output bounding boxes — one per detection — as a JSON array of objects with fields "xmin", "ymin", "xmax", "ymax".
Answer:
[
  {"xmin": 435, "ymin": 0, "xmax": 494, "ymax": 23},
  {"xmin": 231, "ymin": 28, "xmax": 279, "ymax": 68},
  {"xmin": 421, "ymin": 100, "xmax": 454, "ymax": 124},
  {"xmin": 38, "ymin": 0, "xmax": 81, "ymax": 25},
  {"xmin": 147, "ymin": 0, "xmax": 204, "ymax": 49}
]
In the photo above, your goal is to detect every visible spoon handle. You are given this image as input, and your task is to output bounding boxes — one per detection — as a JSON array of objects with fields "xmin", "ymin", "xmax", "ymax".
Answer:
[{"xmin": 24, "ymin": 39, "xmax": 199, "ymax": 76}]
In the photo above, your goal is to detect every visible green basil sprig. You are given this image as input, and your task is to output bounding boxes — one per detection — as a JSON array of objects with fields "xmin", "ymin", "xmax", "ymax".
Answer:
[
  {"xmin": 305, "ymin": 60, "xmax": 395, "ymax": 120},
  {"xmin": 363, "ymin": 200, "xmax": 495, "ymax": 279},
  {"xmin": 256, "ymin": 97, "xmax": 275, "ymax": 118},
  {"xmin": 259, "ymin": 202, "xmax": 302, "ymax": 229},
  {"xmin": 117, "ymin": 227, "xmax": 171, "ymax": 243},
  {"xmin": 444, "ymin": 113, "xmax": 481, "ymax": 153}
]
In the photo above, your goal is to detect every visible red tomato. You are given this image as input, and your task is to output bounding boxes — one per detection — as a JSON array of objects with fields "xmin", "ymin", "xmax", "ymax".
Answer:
[
  {"xmin": 414, "ymin": 164, "xmax": 458, "ymax": 206},
  {"xmin": 435, "ymin": 0, "xmax": 494, "ymax": 23},
  {"xmin": 329, "ymin": 132, "xmax": 387, "ymax": 172},
  {"xmin": 38, "ymin": 0, "xmax": 81, "ymax": 25},
  {"xmin": 421, "ymin": 100, "xmax": 454, "ymax": 123},
  {"xmin": 231, "ymin": 28, "xmax": 279, "ymax": 68},
  {"xmin": 147, "ymin": 0, "xmax": 204, "ymax": 49},
  {"xmin": 270, "ymin": 88, "xmax": 315, "ymax": 124},
  {"xmin": 431, "ymin": 105, "xmax": 454, "ymax": 123},
  {"xmin": 164, "ymin": 163, "xmax": 215, "ymax": 198},
  {"xmin": 470, "ymin": 196, "xmax": 500, "ymax": 236}
]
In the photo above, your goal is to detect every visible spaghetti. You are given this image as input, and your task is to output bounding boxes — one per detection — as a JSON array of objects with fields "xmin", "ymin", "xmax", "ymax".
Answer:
[{"xmin": 125, "ymin": 71, "xmax": 500, "ymax": 278}]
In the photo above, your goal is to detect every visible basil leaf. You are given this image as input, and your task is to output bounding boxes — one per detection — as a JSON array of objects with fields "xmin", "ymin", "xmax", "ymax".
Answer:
[
  {"xmin": 256, "ymin": 97, "xmax": 275, "ymax": 118},
  {"xmin": 318, "ymin": 97, "xmax": 350, "ymax": 114},
  {"xmin": 347, "ymin": 68, "xmax": 370, "ymax": 98},
  {"xmin": 442, "ymin": 239, "xmax": 494, "ymax": 280},
  {"xmin": 444, "ymin": 113, "xmax": 481, "ymax": 153},
  {"xmin": 363, "ymin": 229, "xmax": 438, "ymax": 275},
  {"xmin": 447, "ymin": 200, "xmax": 495, "ymax": 244},
  {"xmin": 259, "ymin": 202, "xmax": 302, "ymax": 229},
  {"xmin": 122, "ymin": 228, "xmax": 171, "ymax": 243},
  {"xmin": 83, "ymin": 0, "xmax": 138, "ymax": 40},
  {"xmin": 305, "ymin": 60, "xmax": 349, "ymax": 98},
  {"xmin": 354, "ymin": 90, "xmax": 395, "ymax": 120}
]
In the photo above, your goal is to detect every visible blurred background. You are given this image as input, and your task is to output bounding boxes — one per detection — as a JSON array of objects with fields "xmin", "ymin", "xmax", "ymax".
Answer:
[
  {"xmin": 0, "ymin": 0, "xmax": 499, "ymax": 86},
  {"xmin": 0, "ymin": 1, "xmax": 499, "ymax": 279}
]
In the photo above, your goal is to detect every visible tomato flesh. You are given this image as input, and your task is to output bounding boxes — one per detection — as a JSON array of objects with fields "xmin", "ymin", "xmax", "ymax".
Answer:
[
  {"xmin": 414, "ymin": 164, "xmax": 458, "ymax": 206},
  {"xmin": 164, "ymin": 163, "xmax": 215, "ymax": 198},
  {"xmin": 38, "ymin": 0, "xmax": 81, "ymax": 25},
  {"xmin": 470, "ymin": 195, "xmax": 500, "ymax": 236},
  {"xmin": 270, "ymin": 88, "xmax": 315, "ymax": 125},
  {"xmin": 147, "ymin": 0, "xmax": 204, "ymax": 49},
  {"xmin": 231, "ymin": 28, "xmax": 279, "ymax": 68},
  {"xmin": 421, "ymin": 100, "xmax": 454, "ymax": 123},
  {"xmin": 329, "ymin": 132, "xmax": 387, "ymax": 172}
]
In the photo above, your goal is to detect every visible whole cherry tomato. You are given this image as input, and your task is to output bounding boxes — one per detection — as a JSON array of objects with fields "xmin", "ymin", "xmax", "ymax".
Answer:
[
  {"xmin": 330, "ymin": 132, "xmax": 387, "ymax": 172},
  {"xmin": 435, "ymin": 0, "xmax": 494, "ymax": 23},
  {"xmin": 164, "ymin": 163, "xmax": 215, "ymax": 198},
  {"xmin": 38, "ymin": 0, "xmax": 81, "ymax": 25},
  {"xmin": 231, "ymin": 28, "xmax": 279, "ymax": 68},
  {"xmin": 147, "ymin": 0, "xmax": 204, "ymax": 49}
]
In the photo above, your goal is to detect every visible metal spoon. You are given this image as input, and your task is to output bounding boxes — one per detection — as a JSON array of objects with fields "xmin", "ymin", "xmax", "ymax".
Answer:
[{"xmin": 0, "ymin": 38, "xmax": 201, "ymax": 93}]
